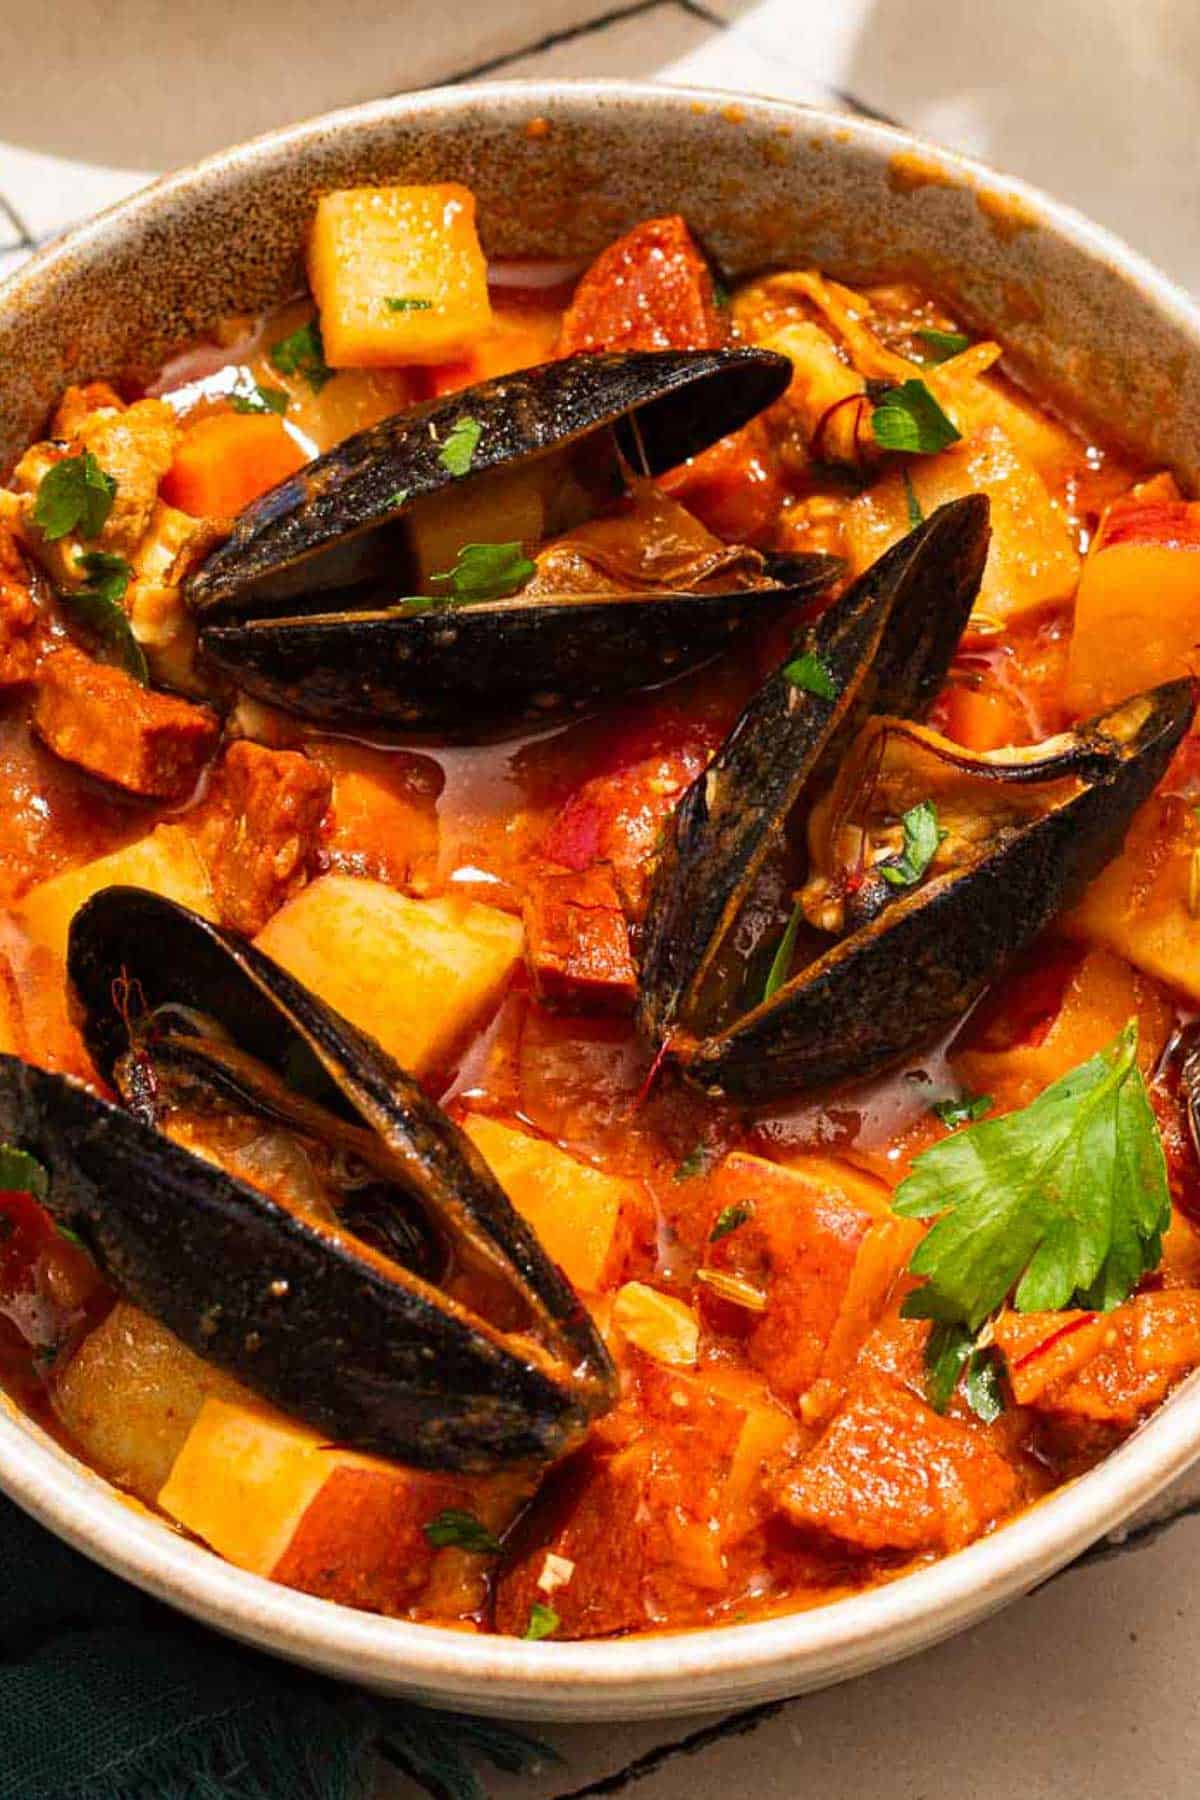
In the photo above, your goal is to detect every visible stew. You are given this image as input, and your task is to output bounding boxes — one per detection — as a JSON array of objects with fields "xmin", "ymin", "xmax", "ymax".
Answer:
[{"xmin": 1, "ymin": 183, "xmax": 1199, "ymax": 1642}]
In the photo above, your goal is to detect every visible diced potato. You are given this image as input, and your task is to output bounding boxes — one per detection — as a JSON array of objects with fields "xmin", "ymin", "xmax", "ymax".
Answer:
[
  {"xmin": 52, "ymin": 1303, "xmax": 249, "ymax": 1504},
  {"xmin": 308, "ymin": 183, "xmax": 493, "ymax": 367},
  {"xmin": 160, "ymin": 1395, "xmax": 530, "ymax": 1617},
  {"xmin": 1066, "ymin": 505, "xmax": 1200, "ymax": 712},
  {"xmin": 951, "ymin": 945, "xmax": 1173, "ymax": 1112},
  {"xmin": 17, "ymin": 824, "xmax": 214, "ymax": 960},
  {"xmin": 612, "ymin": 1283, "xmax": 700, "ymax": 1367},
  {"xmin": 1065, "ymin": 797, "xmax": 1200, "ymax": 1000},
  {"xmin": 463, "ymin": 1114, "xmax": 640, "ymax": 1292},
  {"xmin": 253, "ymin": 874, "xmax": 522, "ymax": 1074},
  {"xmin": 843, "ymin": 425, "xmax": 1079, "ymax": 625}
]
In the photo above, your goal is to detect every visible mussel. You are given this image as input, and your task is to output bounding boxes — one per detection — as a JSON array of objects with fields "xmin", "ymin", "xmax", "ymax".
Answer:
[
  {"xmin": 638, "ymin": 496, "xmax": 1196, "ymax": 1100},
  {"xmin": 638, "ymin": 496, "xmax": 991, "ymax": 1045},
  {"xmin": 0, "ymin": 887, "xmax": 615, "ymax": 1471},
  {"xmin": 187, "ymin": 350, "xmax": 840, "ymax": 738}
]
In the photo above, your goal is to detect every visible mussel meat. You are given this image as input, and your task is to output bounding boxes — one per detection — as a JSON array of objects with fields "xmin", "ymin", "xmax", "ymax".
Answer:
[
  {"xmin": 188, "ymin": 350, "xmax": 840, "ymax": 737},
  {"xmin": 0, "ymin": 886, "xmax": 615, "ymax": 1471}
]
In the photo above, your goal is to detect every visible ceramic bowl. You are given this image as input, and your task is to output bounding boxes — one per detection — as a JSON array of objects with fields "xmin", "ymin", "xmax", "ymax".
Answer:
[{"xmin": 2, "ymin": 80, "xmax": 1200, "ymax": 1722}]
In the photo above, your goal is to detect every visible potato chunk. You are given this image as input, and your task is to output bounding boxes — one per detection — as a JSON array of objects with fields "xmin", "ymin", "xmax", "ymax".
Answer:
[
  {"xmin": 1065, "ymin": 794, "xmax": 1200, "ymax": 1000},
  {"xmin": 843, "ymin": 425, "xmax": 1079, "ymax": 625},
  {"xmin": 52, "ymin": 1303, "xmax": 248, "ymax": 1504},
  {"xmin": 308, "ymin": 183, "xmax": 492, "ymax": 367},
  {"xmin": 463, "ymin": 1113, "xmax": 640, "ymax": 1293},
  {"xmin": 18, "ymin": 824, "xmax": 214, "ymax": 960},
  {"xmin": 159, "ymin": 1396, "xmax": 531, "ymax": 1618},
  {"xmin": 1066, "ymin": 501, "xmax": 1200, "ymax": 712},
  {"xmin": 254, "ymin": 874, "xmax": 522, "ymax": 1074}
]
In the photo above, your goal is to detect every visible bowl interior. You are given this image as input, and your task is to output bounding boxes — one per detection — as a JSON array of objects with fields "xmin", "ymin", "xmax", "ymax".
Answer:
[{"xmin": 2, "ymin": 79, "xmax": 1200, "ymax": 1719}]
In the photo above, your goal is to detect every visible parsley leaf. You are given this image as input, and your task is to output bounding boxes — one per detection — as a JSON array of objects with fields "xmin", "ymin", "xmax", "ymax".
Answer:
[
  {"xmin": 763, "ymin": 900, "xmax": 804, "ymax": 1002},
  {"xmin": 430, "ymin": 541, "xmax": 535, "ymax": 605},
  {"xmin": 924, "ymin": 1320, "xmax": 973, "ymax": 1412},
  {"xmin": 965, "ymin": 1347, "xmax": 1006, "ymax": 1422},
  {"xmin": 871, "ymin": 379, "xmax": 961, "ymax": 455},
  {"xmin": 0, "ymin": 1146, "xmax": 48, "ymax": 1199},
  {"xmin": 674, "ymin": 1142, "xmax": 713, "ymax": 1183},
  {"xmin": 422, "ymin": 1508, "xmax": 502, "ymax": 1554},
  {"xmin": 711, "ymin": 1203, "xmax": 753, "ymax": 1242},
  {"xmin": 895, "ymin": 1021, "xmax": 1169, "ymax": 1331},
  {"xmin": 439, "ymin": 416, "xmax": 483, "ymax": 477},
  {"xmin": 32, "ymin": 451, "xmax": 116, "ymax": 542},
  {"xmin": 523, "ymin": 1602, "xmax": 560, "ymax": 1641},
  {"xmin": 902, "ymin": 469, "xmax": 924, "ymax": 529},
  {"xmin": 387, "ymin": 489, "xmax": 409, "ymax": 511},
  {"xmin": 915, "ymin": 327, "xmax": 971, "ymax": 362},
  {"xmin": 385, "ymin": 296, "xmax": 434, "ymax": 312},
  {"xmin": 228, "ymin": 381, "xmax": 289, "ymax": 416},
  {"xmin": 879, "ymin": 800, "xmax": 945, "ymax": 888},
  {"xmin": 62, "ymin": 552, "xmax": 148, "ymax": 684},
  {"xmin": 269, "ymin": 320, "xmax": 333, "ymax": 393},
  {"xmin": 932, "ymin": 1091, "xmax": 993, "ymax": 1129},
  {"xmin": 782, "ymin": 650, "xmax": 838, "ymax": 700},
  {"xmin": 922, "ymin": 1322, "xmax": 1007, "ymax": 1419}
]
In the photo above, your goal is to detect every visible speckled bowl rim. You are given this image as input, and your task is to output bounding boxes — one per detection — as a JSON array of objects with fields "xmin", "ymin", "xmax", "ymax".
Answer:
[{"xmin": 3, "ymin": 79, "xmax": 1200, "ymax": 1721}]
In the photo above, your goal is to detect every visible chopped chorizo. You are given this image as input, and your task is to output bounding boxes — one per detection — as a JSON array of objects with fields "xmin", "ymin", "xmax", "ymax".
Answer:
[
  {"xmin": 199, "ymin": 740, "xmax": 332, "ymax": 936},
  {"xmin": 558, "ymin": 216, "xmax": 726, "ymax": 355},
  {"xmin": 779, "ymin": 1375, "xmax": 1023, "ymax": 1554},
  {"xmin": 0, "ymin": 526, "xmax": 40, "ymax": 689},
  {"xmin": 521, "ymin": 862, "xmax": 637, "ymax": 1011},
  {"xmin": 32, "ymin": 644, "xmax": 219, "ymax": 801},
  {"xmin": 701, "ymin": 1153, "xmax": 878, "ymax": 1407}
]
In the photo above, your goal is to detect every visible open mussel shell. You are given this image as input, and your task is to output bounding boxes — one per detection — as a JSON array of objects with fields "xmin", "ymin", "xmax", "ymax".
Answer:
[
  {"xmin": 637, "ymin": 496, "xmax": 991, "ymax": 1045},
  {"xmin": 186, "ymin": 349, "xmax": 793, "ymax": 617},
  {"xmin": 198, "ymin": 552, "xmax": 839, "ymax": 739},
  {"xmin": 683, "ymin": 681, "xmax": 1195, "ymax": 1101},
  {"xmin": 0, "ymin": 887, "xmax": 616, "ymax": 1471}
]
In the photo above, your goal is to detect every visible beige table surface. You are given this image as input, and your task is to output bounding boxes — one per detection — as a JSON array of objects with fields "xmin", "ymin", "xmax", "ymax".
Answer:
[{"xmin": 4, "ymin": 3, "xmax": 1199, "ymax": 1794}]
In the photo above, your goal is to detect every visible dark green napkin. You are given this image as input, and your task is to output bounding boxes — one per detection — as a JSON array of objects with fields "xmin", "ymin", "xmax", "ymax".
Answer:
[{"xmin": 0, "ymin": 1493, "xmax": 554, "ymax": 1800}]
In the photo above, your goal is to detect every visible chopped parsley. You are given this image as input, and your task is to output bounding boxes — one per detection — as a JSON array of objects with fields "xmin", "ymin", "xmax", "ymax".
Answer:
[
  {"xmin": 386, "ymin": 488, "xmax": 409, "ymax": 511},
  {"xmin": 269, "ymin": 320, "xmax": 333, "ymax": 393},
  {"xmin": 922, "ymin": 1321, "xmax": 1006, "ymax": 1421},
  {"xmin": 871, "ymin": 379, "xmax": 961, "ymax": 455},
  {"xmin": 0, "ymin": 1147, "xmax": 48, "ymax": 1199},
  {"xmin": 924, "ymin": 1320, "xmax": 973, "ymax": 1413},
  {"xmin": 902, "ymin": 469, "xmax": 924, "ymax": 529},
  {"xmin": 438, "ymin": 415, "xmax": 483, "ymax": 477},
  {"xmin": 674, "ymin": 1142, "xmax": 713, "ymax": 1183},
  {"xmin": 915, "ymin": 327, "xmax": 971, "ymax": 362},
  {"xmin": 895, "ymin": 1020, "xmax": 1169, "ymax": 1331},
  {"xmin": 782, "ymin": 649, "xmax": 838, "ymax": 700},
  {"xmin": 228, "ymin": 380, "xmax": 289, "ymax": 416},
  {"xmin": 931, "ymin": 1091, "xmax": 993, "ymax": 1129},
  {"xmin": 62, "ymin": 552, "xmax": 148, "ymax": 684},
  {"xmin": 32, "ymin": 451, "xmax": 116, "ymax": 542},
  {"xmin": 710, "ymin": 1203, "xmax": 753, "ymax": 1243},
  {"xmin": 879, "ymin": 800, "xmax": 945, "ymax": 888},
  {"xmin": 762, "ymin": 900, "xmax": 804, "ymax": 1002},
  {"xmin": 430, "ymin": 541, "xmax": 535, "ymax": 605},
  {"xmin": 965, "ymin": 1347, "xmax": 1006, "ymax": 1422},
  {"xmin": 523, "ymin": 1602, "xmax": 560, "ymax": 1641},
  {"xmin": 422, "ymin": 1508, "xmax": 502, "ymax": 1554},
  {"xmin": 385, "ymin": 296, "xmax": 434, "ymax": 312}
]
